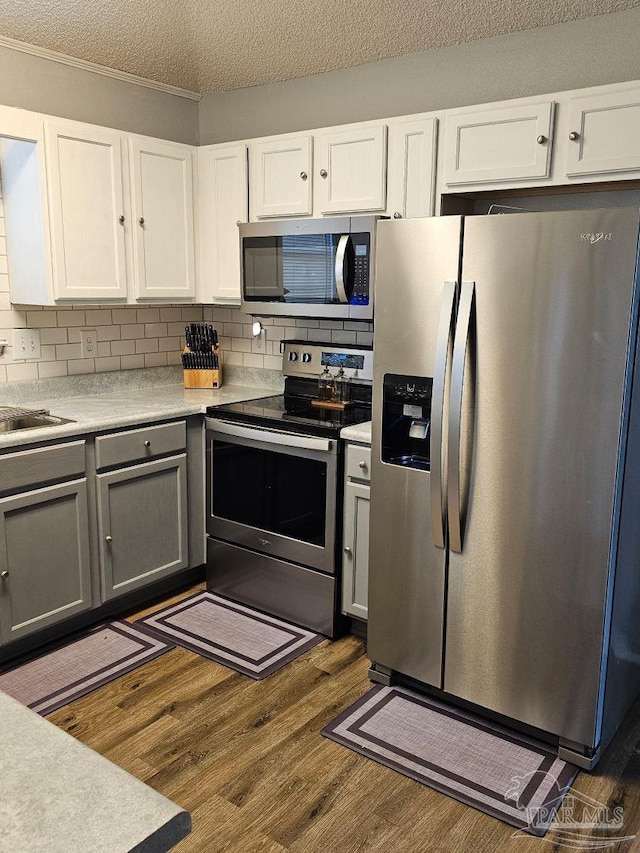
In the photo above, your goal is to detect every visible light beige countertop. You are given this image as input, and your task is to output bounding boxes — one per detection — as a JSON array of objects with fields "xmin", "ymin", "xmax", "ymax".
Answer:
[
  {"xmin": 340, "ymin": 421, "xmax": 372, "ymax": 445},
  {"xmin": 0, "ymin": 691, "xmax": 190, "ymax": 853},
  {"xmin": 0, "ymin": 367, "xmax": 282, "ymax": 451}
]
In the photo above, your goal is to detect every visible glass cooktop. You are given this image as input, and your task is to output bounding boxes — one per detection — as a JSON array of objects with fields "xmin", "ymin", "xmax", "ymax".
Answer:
[{"xmin": 206, "ymin": 392, "xmax": 372, "ymax": 439}]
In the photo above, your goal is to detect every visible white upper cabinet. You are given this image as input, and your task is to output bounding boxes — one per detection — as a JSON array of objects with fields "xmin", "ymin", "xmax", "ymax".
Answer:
[
  {"xmin": 44, "ymin": 121, "xmax": 128, "ymax": 301},
  {"xmin": 198, "ymin": 142, "xmax": 248, "ymax": 302},
  {"xmin": 314, "ymin": 123, "xmax": 387, "ymax": 214},
  {"xmin": 129, "ymin": 137, "xmax": 196, "ymax": 300},
  {"xmin": 250, "ymin": 135, "xmax": 312, "ymax": 218},
  {"xmin": 565, "ymin": 86, "xmax": 640, "ymax": 178},
  {"xmin": 443, "ymin": 101, "xmax": 555, "ymax": 186},
  {"xmin": 386, "ymin": 115, "xmax": 438, "ymax": 219}
]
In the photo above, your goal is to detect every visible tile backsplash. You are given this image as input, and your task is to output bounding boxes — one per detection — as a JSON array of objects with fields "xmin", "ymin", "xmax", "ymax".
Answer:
[{"xmin": 0, "ymin": 174, "xmax": 373, "ymax": 385}]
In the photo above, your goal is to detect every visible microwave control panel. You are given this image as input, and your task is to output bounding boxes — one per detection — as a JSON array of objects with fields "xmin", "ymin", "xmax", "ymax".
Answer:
[{"xmin": 350, "ymin": 234, "xmax": 370, "ymax": 305}]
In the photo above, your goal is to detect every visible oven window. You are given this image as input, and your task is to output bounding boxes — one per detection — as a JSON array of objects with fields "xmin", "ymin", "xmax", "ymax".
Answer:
[{"xmin": 212, "ymin": 440, "xmax": 327, "ymax": 546}]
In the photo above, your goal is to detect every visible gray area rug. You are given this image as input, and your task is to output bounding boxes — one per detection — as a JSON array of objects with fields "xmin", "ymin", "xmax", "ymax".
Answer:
[
  {"xmin": 322, "ymin": 685, "xmax": 579, "ymax": 836},
  {"xmin": 136, "ymin": 591, "xmax": 324, "ymax": 679},
  {"xmin": 0, "ymin": 620, "xmax": 174, "ymax": 716}
]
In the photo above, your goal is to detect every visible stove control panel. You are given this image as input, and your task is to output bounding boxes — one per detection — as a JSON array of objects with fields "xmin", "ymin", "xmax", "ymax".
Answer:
[{"xmin": 282, "ymin": 340, "xmax": 373, "ymax": 382}]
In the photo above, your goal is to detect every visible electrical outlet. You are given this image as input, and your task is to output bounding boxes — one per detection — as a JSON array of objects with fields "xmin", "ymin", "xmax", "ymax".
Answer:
[
  {"xmin": 80, "ymin": 329, "xmax": 98, "ymax": 358},
  {"xmin": 12, "ymin": 329, "xmax": 41, "ymax": 361},
  {"xmin": 254, "ymin": 328, "xmax": 267, "ymax": 353}
]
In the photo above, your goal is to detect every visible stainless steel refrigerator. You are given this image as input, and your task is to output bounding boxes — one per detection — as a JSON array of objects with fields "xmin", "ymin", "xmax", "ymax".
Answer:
[{"xmin": 368, "ymin": 209, "xmax": 640, "ymax": 769}]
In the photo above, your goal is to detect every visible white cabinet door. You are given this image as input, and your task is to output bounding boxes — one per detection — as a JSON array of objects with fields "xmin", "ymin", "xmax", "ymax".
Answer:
[
  {"xmin": 387, "ymin": 116, "xmax": 438, "ymax": 219},
  {"xmin": 198, "ymin": 143, "xmax": 247, "ymax": 302},
  {"xmin": 44, "ymin": 122, "xmax": 128, "ymax": 301},
  {"xmin": 443, "ymin": 101, "xmax": 555, "ymax": 186},
  {"xmin": 250, "ymin": 135, "xmax": 312, "ymax": 218},
  {"xmin": 565, "ymin": 87, "xmax": 640, "ymax": 178},
  {"xmin": 342, "ymin": 479, "xmax": 370, "ymax": 621},
  {"xmin": 129, "ymin": 138, "xmax": 196, "ymax": 300},
  {"xmin": 315, "ymin": 124, "xmax": 387, "ymax": 214}
]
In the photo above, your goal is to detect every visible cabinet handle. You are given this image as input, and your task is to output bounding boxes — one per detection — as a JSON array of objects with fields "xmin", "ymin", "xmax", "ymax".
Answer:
[
  {"xmin": 358, "ymin": 460, "xmax": 368, "ymax": 470},
  {"xmin": 569, "ymin": 131, "xmax": 580, "ymax": 141},
  {"xmin": 393, "ymin": 212, "xmax": 402, "ymax": 219},
  {"xmin": 320, "ymin": 169, "xmax": 328, "ymax": 178},
  {"xmin": 139, "ymin": 217, "xmax": 145, "ymax": 225},
  {"xmin": 144, "ymin": 439, "xmax": 151, "ymax": 447},
  {"xmin": 536, "ymin": 135, "xmax": 547, "ymax": 144},
  {"xmin": 118, "ymin": 215, "xmax": 125, "ymax": 224},
  {"xmin": 344, "ymin": 546, "xmax": 353, "ymax": 557},
  {"xmin": 300, "ymin": 171, "xmax": 308, "ymax": 181},
  {"xmin": 105, "ymin": 536, "xmax": 113, "ymax": 543},
  {"xmin": 0, "ymin": 570, "xmax": 8, "ymax": 579}
]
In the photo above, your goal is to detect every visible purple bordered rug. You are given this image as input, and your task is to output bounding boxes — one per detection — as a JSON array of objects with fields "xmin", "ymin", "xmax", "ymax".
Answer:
[
  {"xmin": 0, "ymin": 620, "xmax": 174, "ymax": 716},
  {"xmin": 322, "ymin": 684, "xmax": 579, "ymax": 836},
  {"xmin": 135, "ymin": 591, "xmax": 325, "ymax": 680}
]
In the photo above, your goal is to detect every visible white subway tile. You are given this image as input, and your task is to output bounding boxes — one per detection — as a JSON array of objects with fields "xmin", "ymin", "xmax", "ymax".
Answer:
[
  {"xmin": 210, "ymin": 307, "xmax": 234, "ymax": 323},
  {"xmin": 5, "ymin": 362, "xmax": 38, "ymax": 381},
  {"xmin": 40, "ymin": 327, "xmax": 68, "ymax": 345},
  {"xmin": 0, "ymin": 256, "xmax": 8, "ymax": 275},
  {"xmin": 158, "ymin": 336, "xmax": 180, "ymax": 352},
  {"xmin": 0, "ymin": 273, "xmax": 9, "ymax": 293},
  {"xmin": 263, "ymin": 355, "xmax": 283, "ymax": 371},
  {"xmin": 85, "ymin": 309, "xmax": 112, "ymax": 326},
  {"xmin": 356, "ymin": 331, "xmax": 374, "ymax": 346},
  {"xmin": 97, "ymin": 342, "xmax": 111, "ymax": 357},
  {"xmin": 136, "ymin": 308, "xmax": 160, "ymax": 324},
  {"xmin": 135, "ymin": 338, "xmax": 159, "ymax": 354},
  {"xmin": 296, "ymin": 318, "xmax": 319, "ymax": 328},
  {"xmin": 318, "ymin": 320, "xmax": 344, "ymax": 330},
  {"xmin": 167, "ymin": 322, "xmax": 187, "ymax": 338},
  {"xmin": 167, "ymin": 350, "xmax": 182, "ymax": 366},
  {"xmin": 331, "ymin": 330, "xmax": 358, "ymax": 345},
  {"xmin": 285, "ymin": 326, "xmax": 306, "ymax": 340},
  {"xmin": 40, "ymin": 345, "xmax": 56, "ymax": 360},
  {"xmin": 121, "ymin": 324, "xmax": 145, "ymax": 340},
  {"xmin": 95, "ymin": 326, "xmax": 121, "ymax": 341},
  {"xmin": 38, "ymin": 361, "xmax": 68, "ymax": 378},
  {"xmin": 59, "ymin": 311, "xmax": 86, "ymax": 327},
  {"xmin": 56, "ymin": 343, "xmax": 82, "ymax": 360},
  {"xmin": 67, "ymin": 358, "xmax": 95, "ymax": 375},
  {"xmin": 0, "ymin": 292, "xmax": 10, "ymax": 310},
  {"xmin": 243, "ymin": 353, "xmax": 264, "ymax": 368},
  {"xmin": 231, "ymin": 338, "xmax": 251, "ymax": 353},
  {"xmin": 0, "ymin": 309, "xmax": 26, "ymax": 327},
  {"xmin": 223, "ymin": 323, "xmax": 243, "ymax": 338},
  {"xmin": 110, "ymin": 339, "xmax": 136, "ymax": 356},
  {"xmin": 26, "ymin": 312, "xmax": 56, "ymax": 329},
  {"xmin": 95, "ymin": 356, "xmax": 121, "ymax": 373},
  {"xmin": 145, "ymin": 323, "xmax": 168, "ymax": 338},
  {"xmin": 144, "ymin": 352, "xmax": 168, "ymax": 368},
  {"xmin": 307, "ymin": 328, "xmax": 328, "ymax": 342},
  {"xmin": 159, "ymin": 307, "xmax": 183, "ymax": 323},
  {"xmin": 181, "ymin": 306, "xmax": 203, "ymax": 321},
  {"xmin": 121, "ymin": 354, "xmax": 145, "ymax": 370},
  {"xmin": 112, "ymin": 308, "xmax": 136, "ymax": 325}
]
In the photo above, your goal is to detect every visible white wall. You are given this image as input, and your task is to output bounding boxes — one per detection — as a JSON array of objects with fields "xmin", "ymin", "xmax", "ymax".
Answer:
[{"xmin": 199, "ymin": 8, "xmax": 640, "ymax": 144}]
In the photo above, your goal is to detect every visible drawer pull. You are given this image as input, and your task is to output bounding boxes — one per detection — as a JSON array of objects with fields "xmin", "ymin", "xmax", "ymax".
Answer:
[
  {"xmin": 105, "ymin": 536, "xmax": 113, "ymax": 543},
  {"xmin": 0, "ymin": 570, "xmax": 8, "ymax": 579},
  {"xmin": 358, "ymin": 460, "xmax": 368, "ymax": 469},
  {"xmin": 144, "ymin": 440, "xmax": 151, "ymax": 447},
  {"xmin": 344, "ymin": 546, "xmax": 353, "ymax": 557}
]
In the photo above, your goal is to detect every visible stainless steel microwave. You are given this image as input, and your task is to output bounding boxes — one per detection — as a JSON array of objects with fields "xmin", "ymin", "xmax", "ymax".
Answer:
[{"xmin": 239, "ymin": 216, "xmax": 379, "ymax": 320}]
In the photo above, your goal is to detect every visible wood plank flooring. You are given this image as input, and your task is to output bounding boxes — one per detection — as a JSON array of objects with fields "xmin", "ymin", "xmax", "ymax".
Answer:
[{"xmin": 45, "ymin": 582, "xmax": 640, "ymax": 852}]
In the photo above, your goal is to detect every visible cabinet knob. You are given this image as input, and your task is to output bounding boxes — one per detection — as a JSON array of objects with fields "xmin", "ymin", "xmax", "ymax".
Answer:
[
  {"xmin": 0, "ymin": 570, "xmax": 8, "ymax": 579},
  {"xmin": 569, "ymin": 131, "xmax": 580, "ymax": 141},
  {"xmin": 105, "ymin": 536, "xmax": 113, "ymax": 543},
  {"xmin": 536, "ymin": 135, "xmax": 547, "ymax": 144},
  {"xmin": 118, "ymin": 215, "xmax": 125, "ymax": 224},
  {"xmin": 358, "ymin": 460, "xmax": 368, "ymax": 469},
  {"xmin": 393, "ymin": 212, "xmax": 402, "ymax": 219},
  {"xmin": 344, "ymin": 546, "xmax": 353, "ymax": 557},
  {"xmin": 144, "ymin": 440, "xmax": 151, "ymax": 447},
  {"xmin": 300, "ymin": 171, "xmax": 308, "ymax": 181},
  {"xmin": 139, "ymin": 217, "xmax": 145, "ymax": 225},
  {"xmin": 319, "ymin": 169, "xmax": 328, "ymax": 178}
]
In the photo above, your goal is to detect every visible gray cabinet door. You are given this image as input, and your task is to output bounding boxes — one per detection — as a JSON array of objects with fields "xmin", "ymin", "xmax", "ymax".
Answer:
[
  {"xmin": 341, "ymin": 480, "xmax": 370, "ymax": 620},
  {"xmin": 97, "ymin": 455, "xmax": 188, "ymax": 600},
  {"xmin": 0, "ymin": 479, "xmax": 92, "ymax": 644}
]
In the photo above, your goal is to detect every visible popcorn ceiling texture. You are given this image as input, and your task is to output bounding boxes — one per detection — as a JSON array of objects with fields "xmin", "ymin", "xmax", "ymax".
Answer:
[
  {"xmin": 0, "ymin": 172, "xmax": 372, "ymax": 386},
  {"xmin": 0, "ymin": 0, "xmax": 637, "ymax": 94}
]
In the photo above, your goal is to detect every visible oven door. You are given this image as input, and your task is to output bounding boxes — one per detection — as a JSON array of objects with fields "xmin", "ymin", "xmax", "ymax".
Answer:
[{"xmin": 205, "ymin": 418, "xmax": 339, "ymax": 574}]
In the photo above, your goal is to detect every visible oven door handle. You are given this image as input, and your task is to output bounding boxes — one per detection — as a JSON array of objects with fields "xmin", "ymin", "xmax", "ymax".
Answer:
[{"xmin": 205, "ymin": 418, "xmax": 335, "ymax": 452}]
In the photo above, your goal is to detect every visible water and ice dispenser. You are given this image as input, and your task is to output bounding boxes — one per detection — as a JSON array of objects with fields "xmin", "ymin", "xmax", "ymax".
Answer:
[{"xmin": 381, "ymin": 374, "xmax": 433, "ymax": 470}]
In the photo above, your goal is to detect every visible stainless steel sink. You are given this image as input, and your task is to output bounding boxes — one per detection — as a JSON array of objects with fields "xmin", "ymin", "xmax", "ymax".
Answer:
[{"xmin": 0, "ymin": 407, "xmax": 76, "ymax": 433}]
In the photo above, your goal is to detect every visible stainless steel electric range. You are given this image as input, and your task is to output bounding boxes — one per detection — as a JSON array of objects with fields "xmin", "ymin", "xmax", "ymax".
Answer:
[{"xmin": 205, "ymin": 341, "xmax": 373, "ymax": 637}]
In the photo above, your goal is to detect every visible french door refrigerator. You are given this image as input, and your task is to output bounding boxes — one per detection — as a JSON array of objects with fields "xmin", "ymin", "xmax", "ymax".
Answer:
[{"xmin": 368, "ymin": 209, "xmax": 640, "ymax": 769}]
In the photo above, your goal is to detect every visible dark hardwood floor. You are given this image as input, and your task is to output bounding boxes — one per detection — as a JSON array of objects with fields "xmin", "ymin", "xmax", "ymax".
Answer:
[{"xmin": 46, "ymin": 583, "xmax": 640, "ymax": 852}]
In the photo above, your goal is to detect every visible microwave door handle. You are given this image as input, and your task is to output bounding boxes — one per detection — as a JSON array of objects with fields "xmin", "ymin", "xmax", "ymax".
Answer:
[{"xmin": 335, "ymin": 235, "xmax": 351, "ymax": 304}]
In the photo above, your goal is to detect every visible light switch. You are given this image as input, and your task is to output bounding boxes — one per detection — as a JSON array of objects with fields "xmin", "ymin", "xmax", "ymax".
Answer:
[{"xmin": 12, "ymin": 328, "xmax": 41, "ymax": 360}]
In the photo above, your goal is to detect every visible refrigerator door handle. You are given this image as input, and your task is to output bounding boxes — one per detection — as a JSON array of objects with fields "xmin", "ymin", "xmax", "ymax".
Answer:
[
  {"xmin": 430, "ymin": 280, "xmax": 457, "ymax": 548},
  {"xmin": 448, "ymin": 279, "xmax": 475, "ymax": 553}
]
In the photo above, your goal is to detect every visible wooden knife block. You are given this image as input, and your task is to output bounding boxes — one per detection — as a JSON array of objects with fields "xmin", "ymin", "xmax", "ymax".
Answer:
[{"xmin": 182, "ymin": 345, "xmax": 222, "ymax": 389}]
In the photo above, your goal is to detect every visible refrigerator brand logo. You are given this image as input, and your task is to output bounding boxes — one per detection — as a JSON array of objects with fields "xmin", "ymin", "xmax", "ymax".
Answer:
[{"xmin": 581, "ymin": 232, "xmax": 613, "ymax": 244}]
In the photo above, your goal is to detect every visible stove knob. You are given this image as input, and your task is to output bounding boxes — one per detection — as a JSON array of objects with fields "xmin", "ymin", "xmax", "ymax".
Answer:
[
  {"xmin": 301, "ymin": 352, "xmax": 312, "ymax": 363},
  {"xmin": 288, "ymin": 351, "xmax": 298, "ymax": 362}
]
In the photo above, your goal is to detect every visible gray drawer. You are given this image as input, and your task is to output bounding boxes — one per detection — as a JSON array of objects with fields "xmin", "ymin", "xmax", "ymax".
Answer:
[
  {"xmin": 345, "ymin": 444, "xmax": 371, "ymax": 483},
  {"xmin": 95, "ymin": 421, "xmax": 186, "ymax": 471},
  {"xmin": 0, "ymin": 440, "xmax": 86, "ymax": 493}
]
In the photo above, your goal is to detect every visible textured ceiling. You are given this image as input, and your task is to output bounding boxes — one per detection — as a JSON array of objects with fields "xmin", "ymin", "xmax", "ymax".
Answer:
[{"xmin": 0, "ymin": 0, "xmax": 638, "ymax": 95}]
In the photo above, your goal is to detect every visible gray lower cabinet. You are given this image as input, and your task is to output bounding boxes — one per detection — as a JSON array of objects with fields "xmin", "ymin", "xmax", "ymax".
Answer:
[
  {"xmin": 342, "ymin": 444, "xmax": 371, "ymax": 621},
  {"xmin": 0, "ymin": 478, "xmax": 93, "ymax": 644},
  {"xmin": 96, "ymin": 454, "xmax": 188, "ymax": 600}
]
